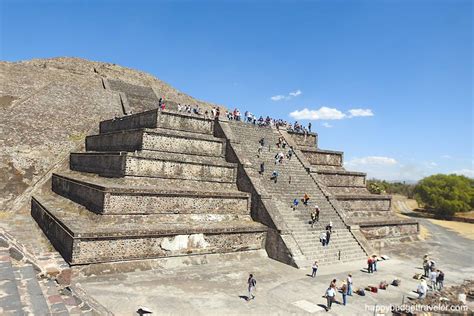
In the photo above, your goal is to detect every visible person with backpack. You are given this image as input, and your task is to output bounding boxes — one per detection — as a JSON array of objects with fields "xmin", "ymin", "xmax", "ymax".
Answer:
[{"xmin": 247, "ymin": 274, "xmax": 256, "ymax": 301}]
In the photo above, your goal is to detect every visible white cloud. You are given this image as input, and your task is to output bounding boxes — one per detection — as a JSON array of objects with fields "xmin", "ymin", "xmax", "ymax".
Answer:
[
  {"xmin": 452, "ymin": 169, "xmax": 474, "ymax": 178},
  {"xmin": 270, "ymin": 89, "xmax": 302, "ymax": 101},
  {"xmin": 322, "ymin": 122, "xmax": 333, "ymax": 128},
  {"xmin": 270, "ymin": 95, "xmax": 285, "ymax": 101},
  {"xmin": 348, "ymin": 108, "xmax": 374, "ymax": 117},
  {"xmin": 289, "ymin": 106, "xmax": 374, "ymax": 121},
  {"xmin": 289, "ymin": 107, "xmax": 346, "ymax": 120},
  {"xmin": 345, "ymin": 156, "xmax": 398, "ymax": 167},
  {"xmin": 289, "ymin": 89, "xmax": 302, "ymax": 97},
  {"xmin": 441, "ymin": 154, "xmax": 452, "ymax": 159}
]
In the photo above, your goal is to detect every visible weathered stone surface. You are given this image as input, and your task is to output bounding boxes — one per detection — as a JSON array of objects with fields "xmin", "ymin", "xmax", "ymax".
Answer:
[
  {"xmin": 286, "ymin": 131, "xmax": 318, "ymax": 147},
  {"xmin": 301, "ymin": 148, "xmax": 343, "ymax": 167},
  {"xmin": 1, "ymin": 57, "xmax": 221, "ymax": 213},
  {"xmin": 99, "ymin": 109, "xmax": 215, "ymax": 135},
  {"xmin": 315, "ymin": 170, "xmax": 366, "ymax": 187},
  {"xmin": 86, "ymin": 128, "xmax": 224, "ymax": 157}
]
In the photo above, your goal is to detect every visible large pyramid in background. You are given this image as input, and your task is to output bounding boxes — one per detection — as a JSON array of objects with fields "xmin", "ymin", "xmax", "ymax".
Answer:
[{"xmin": 0, "ymin": 57, "xmax": 221, "ymax": 212}]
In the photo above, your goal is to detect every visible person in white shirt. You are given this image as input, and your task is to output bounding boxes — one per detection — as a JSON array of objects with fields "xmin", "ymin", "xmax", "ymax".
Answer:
[
  {"xmin": 325, "ymin": 285, "xmax": 336, "ymax": 310},
  {"xmin": 417, "ymin": 279, "xmax": 428, "ymax": 298},
  {"xmin": 311, "ymin": 261, "xmax": 318, "ymax": 278},
  {"xmin": 429, "ymin": 269, "xmax": 438, "ymax": 291},
  {"xmin": 347, "ymin": 274, "xmax": 353, "ymax": 296}
]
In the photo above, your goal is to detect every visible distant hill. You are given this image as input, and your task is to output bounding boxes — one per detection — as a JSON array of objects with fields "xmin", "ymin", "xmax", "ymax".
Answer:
[{"xmin": 0, "ymin": 57, "xmax": 222, "ymax": 212}]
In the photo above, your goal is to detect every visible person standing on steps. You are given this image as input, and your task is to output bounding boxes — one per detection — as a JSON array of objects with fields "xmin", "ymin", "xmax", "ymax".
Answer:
[
  {"xmin": 259, "ymin": 162, "xmax": 265, "ymax": 175},
  {"xmin": 315, "ymin": 205, "xmax": 320, "ymax": 222},
  {"xmin": 287, "ymin": 146, "xmax": 294, "ymax": 160},
  {"xmin": 326, "ymin": 229, "xmax": 331, "ymax": 245},
  {"xmin": 303, "ymin": 193, "xmax": 310, "ymax": 206},
  {"xmin": 347, "ymin": 274, "xmax": 353, "ymax": 296},
  {"xmin": 292, "ymin": 198, "xmax": 299, "ymax": 211},
  {"xmin": 320, "ymin": 231, "xmax": 327, "ymax": 246},
  {"xmin": 436, "ymin": 269, "xmax": 444, "ymax": 291},
  {"xmin": 257, "ymin": 144, "xmax": 263, "ymax": 157},
  {"xmin": 247, "ymin": 274, "xmax": 256, "ymax": 301},
  {"xmin": 311, "ymin": 209, "xmax": 318, "ymax": 228},
  {"xmin": 326, "ymin": 221, "xmax": 333, "ymax": 233},
  {"xmin": 270, "ymin": 170, "xmax": 279, "ymax": 183},
  {"xmin": 311, "ymin": 261, "xmax": 318, "ymax": 278},
  {"xmin": 259, "ymin": 137, "xmax": 265, "ymax": 147},
  {"xmin": 308, "ymin": 122, "xmax": 312, "ymax": 132}
]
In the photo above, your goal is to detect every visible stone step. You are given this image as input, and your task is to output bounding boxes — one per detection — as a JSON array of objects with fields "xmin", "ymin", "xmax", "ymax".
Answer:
[
  {"xmin": 100, "ymin": 109, "xmax": 215, "ymax": 135},
  {"xmin": 70, "ymin": 152, "xmax": 237, "ymax": 183},
  {"xmin": 335, "ymin": 194, "xmax": 392, "ymax": 212},
  {"xmin": 13, "ymin": 265, "xmax": 51, "ymax": 315},
  {"xmin": 52, "ymin": 173, "xmax": 250, "ymax": 215},
  {"xmin": 87, "ymin": 128, "xmax": 225, "ymax": 157},
  {"xmin": 31, "ymin": 194, "xmax": 267, "ymax": 265},
  {"xmin": 0, "ymin": 247, "xmax": 24, "ymax": 314}
]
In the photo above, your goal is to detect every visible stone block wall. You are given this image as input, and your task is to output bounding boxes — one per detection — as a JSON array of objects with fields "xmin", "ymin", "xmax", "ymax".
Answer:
[
  {"xmin": 337, "ymin": 196, "xmax": 391, "ymax": 212},
  {"xmin": 286, "ymin": 131, "xmax": 318, "ymax": 147},
  {"xmin": 301, "ymin": 149, "xmax": 343, "ymax": 167},
  {"xmin": 360, "ymin": 222, "xmax": 419, "ymax": 240},
  {"xmin": 315, "ymin": 171, "xmax": 366, "ymax": 187}
]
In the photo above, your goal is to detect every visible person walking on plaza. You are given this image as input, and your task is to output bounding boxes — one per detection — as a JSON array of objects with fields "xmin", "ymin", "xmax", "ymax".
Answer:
[
  {"xmin": 310, "ymin": 209, "xmax": 318, "ymax": 228},
  {"xmin": 429, "ymin": 268, "xmax": 438, "ymax": 291},
  {"xmin": 367, "ymin": 257, "xmax": 373, "ymax": 273},
  {"xmin": 311, "ymin": 261, "xmax": 318, "ymax": 278},
  {"xmin": 325, "ymin": 284, "xmax": 336, "ymax": 311},
  {"xmin": 423, "ymin": 254, "xmax": 431, "ymax": 277},
  {"xmin": 436, "ymin": 270, "xmax": 444, "ymax": 291},
  {"xmin": 372, "ymin": 255, "xmax": 378, "ymax": 272},
  {"xmin": 247, "ymin": 274, "xmax": 256, "ymax": 301},
  {"xmin": 341, "ymin": 280, "xmax": 348, "ymax": 306},
  {"xmin": 347, "ymin": 274, "xmax": 353, "ymax": 296}
]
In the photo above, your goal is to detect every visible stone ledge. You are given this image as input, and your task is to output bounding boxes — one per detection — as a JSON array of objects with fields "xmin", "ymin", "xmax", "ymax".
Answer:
[
  {"xmin": 314, "ymin": 169, "xmax": 367, "ymax": 176},
  {"xmin": 32, "ymin": 196, "xmax": 267, "ymax": 239},
  {"xmin": 300, "ymin": 147, "xmax": 344, "ymax": 155},
  {"xmin": 53, "ymin": 172, "xmax": 249, "ymax": 197},
  {"xmin": 335, "ymin": 194, "xmax": 391, "ymax": 200}
]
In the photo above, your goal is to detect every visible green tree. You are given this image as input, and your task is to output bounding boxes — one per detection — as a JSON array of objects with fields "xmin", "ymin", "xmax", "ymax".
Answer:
[{"xmin": 414, "ymin": 174, "xmax": 474, "ymax": 219}]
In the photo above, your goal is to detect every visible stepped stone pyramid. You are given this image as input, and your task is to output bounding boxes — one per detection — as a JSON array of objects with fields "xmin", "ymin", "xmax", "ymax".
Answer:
[
  {"xmin": 31, "ymin": 106, "xmax": 419, "ymax": 269},
  {"xmin": 32, "ymin": 110, "xmax": 267, "ymax": 265}
]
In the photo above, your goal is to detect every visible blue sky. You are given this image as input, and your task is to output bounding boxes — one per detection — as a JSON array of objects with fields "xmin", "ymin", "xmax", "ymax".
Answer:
[{"xmin": 1, "ymin": 0, "xmax": 472, "ymax": 181}]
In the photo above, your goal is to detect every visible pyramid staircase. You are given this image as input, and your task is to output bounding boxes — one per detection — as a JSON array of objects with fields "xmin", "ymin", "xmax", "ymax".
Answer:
[{"xmin": 223, "ymin": 121, "xmax": 368, "ymax": 267}]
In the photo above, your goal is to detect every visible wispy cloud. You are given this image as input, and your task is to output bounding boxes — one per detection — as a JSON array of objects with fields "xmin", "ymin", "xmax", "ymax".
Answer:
[
  {"xmin": 289, "ymin": 106, "xmax": 374, "ymax": 121},
  {"xmin": 290, "ymin": 107, "xmax": 346, "ymax": 120},
  {"xmin": 345, "ymin": 156, "xmax": 398, "ymax": 167},
  {"xmin": 348, "ymin": 108, "xmax": 374, "ymax": 117},
  {"xmin": 270, "ymin": 89, "xmax": 302, "ymax": 101},
  {"xmin": 452, "ymin": 169, "xmax": 474, "ymax": 178},
  {"xmin": 322, "ymin": 122, "xmax": 333, "ymax": 128}
]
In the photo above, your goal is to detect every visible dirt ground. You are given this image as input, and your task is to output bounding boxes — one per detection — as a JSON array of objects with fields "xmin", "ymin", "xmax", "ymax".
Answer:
[{"xmin": 428, "ymin": 219, "xmax": 474, "ymax": 240}]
